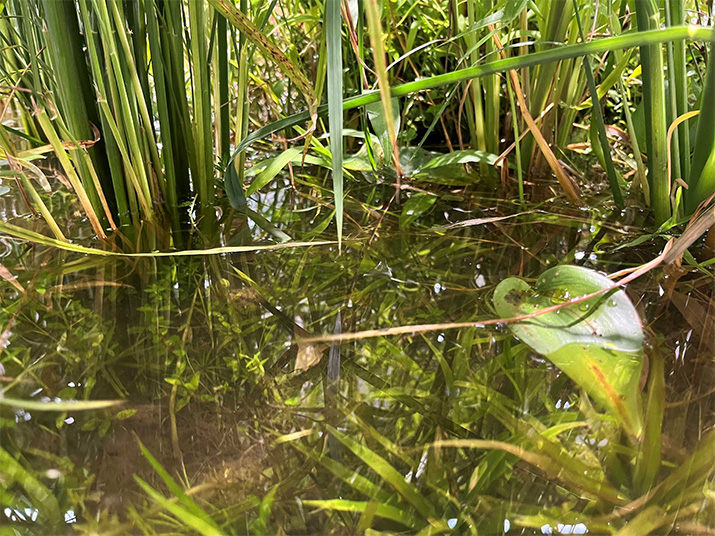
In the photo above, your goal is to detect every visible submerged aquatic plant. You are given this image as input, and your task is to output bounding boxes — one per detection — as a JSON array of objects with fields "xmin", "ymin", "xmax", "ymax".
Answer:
[{"xmin": 0, "ymin": 0, "xmax": 714, "ymax": 534}]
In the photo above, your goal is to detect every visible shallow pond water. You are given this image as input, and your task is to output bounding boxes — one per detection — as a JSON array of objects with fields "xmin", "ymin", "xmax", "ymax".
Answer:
[{"xmin": 0, "ymin": 174, "xmax": 713, "ymax": 534}]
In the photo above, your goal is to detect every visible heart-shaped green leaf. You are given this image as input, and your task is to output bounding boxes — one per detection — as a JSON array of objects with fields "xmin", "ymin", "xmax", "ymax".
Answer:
[{"xmin": 493, "ymin": 265, "xmax": 644, "ymax": 438}]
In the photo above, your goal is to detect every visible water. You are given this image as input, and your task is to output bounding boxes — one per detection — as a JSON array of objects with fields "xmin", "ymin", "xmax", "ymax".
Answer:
[{"xmin": 0, "ymin": 175, "xmax": 713, "ymax": 534}]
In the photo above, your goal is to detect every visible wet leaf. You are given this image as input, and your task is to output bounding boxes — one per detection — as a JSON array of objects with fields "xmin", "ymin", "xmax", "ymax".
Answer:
[
  {"xmin": 399, "ymin": 193, "xmax": 437, "ymax": 229},
  {"xmin": 294, "ymin": 342, "xmax": 326, "ymax": 371},
  {"xmin": 419, "ymin": 149, "xmax": 498, "ymax": 170},
  {"xmin": 0, "ymin": 397, "xmax": 123, "ymax": 411},
  {"xmin": 366, "ymin": 98, "xmax": 400, "ymax": 163},
  {"xmin": 302, "ymin": 499, "xmax": 419, "ymax": 529},
  {"xmin": 493, "ymin": 265, "xmax": 644, "ymax": 437}
]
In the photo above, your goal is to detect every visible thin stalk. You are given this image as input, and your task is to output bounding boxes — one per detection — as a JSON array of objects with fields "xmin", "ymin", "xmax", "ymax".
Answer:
[
  {"xmin": 0, "ymin": 121, "xmax": 65, "ymax": 239},
  {"xmin": 619, "ymin": 78, "xmax": 649, "ymax": 203},
  {"xmin": 39, "ymin": 0, "xmax": 107, "ymax": 219},
  {"xmin": 664, "ymin": 0, "xmax": 683, "ymax": 188},
  {"xmin": 364, "ymin": 0, "xmax": 404, "ymax": 190},
  {"xmin": 636, "ymin": 0, "xmax": 670, "ymax": 224},
  {"xmin": 671, "ymin": 0, "xmax": 690, "ymax": 185},
  {"xmin": 505, "ymin": 79, "xmax": 524, "ymax": 204},
  {"xmin": 634, "ymin": 345, "xmax": 664, "ymax": 495},
  {"xmin": 188, "ymin": 0, "xmax": 215, "ymax": 212},
  {"xmin": 92, "ymin": 0, "xmax": 155, "ymax": 222},
  {"xmin": 160, "ymin": 0, "xmax": 193, "ymax": 206},
  {"xmin": 145, "ymin": 0, "xmax": 181, "ymax": 233},
  {"xmin": 77, "ymin": 0, "xmax": 132, "ymax": 227},
  {"xmin": 573, "ymin": 0, "xmax": 623, "ymax": 208},
  {"xmin": 216, "ymin": 11, "xmax": 230, "ymax": 161},
  {"xmin": 465, "ymin": 0, "xmax": 486, "ymax": 170},
  {"xmin": 109, "ymin": 0, "xmax": 165, "ymax": 202},
  {"xmin": 36, "ymin": 109, "xmax": 106, "ymax": 239},
  {"xmin": 235, "ymin": 0, "xmax": 250, "ymax": 191}
]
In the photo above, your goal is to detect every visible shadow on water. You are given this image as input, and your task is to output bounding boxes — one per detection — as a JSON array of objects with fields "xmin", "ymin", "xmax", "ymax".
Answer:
[{"xmin": 0, "ymin": 174, "xmax": 713, "ymax": 534}]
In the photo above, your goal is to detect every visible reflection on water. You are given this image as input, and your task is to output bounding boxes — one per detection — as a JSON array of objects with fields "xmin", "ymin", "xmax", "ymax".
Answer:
[{"xmin": 0, "ymin": 177, "xmax": 713, "ymax": 533}]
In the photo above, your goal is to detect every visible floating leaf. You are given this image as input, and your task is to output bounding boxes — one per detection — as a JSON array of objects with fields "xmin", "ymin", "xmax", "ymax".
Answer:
[
  {"xmin": 399, "ymin": 193, "xmax": 437, "ymax": 229},
  {"xmin": 493, "ymin": 265, "xmax": 644, "ymax": 438}
]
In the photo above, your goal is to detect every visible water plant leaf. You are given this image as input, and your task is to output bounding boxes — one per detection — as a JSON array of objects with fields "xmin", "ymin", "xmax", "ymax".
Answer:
[
  {"xmin": 418, "ymin": 149, "xmax": 498, "ymax": 170},
  {"xmin": 326, "ymin": 425, "xmax": 438, "ymax": 518},
  {"xmin": 493, "ymin": 265, "xmax": 644, "ymax": 437},
  {"xmin": 0, "ymin": 221, "xmax": 331, "ymax": 257},
  {"xmin": 399, "ymin": 193, "xmax": 437, "ymax": 229},
  {"xmin": 0, "ymin": 397, "xmax": 123, "ymax": 411},
  {"xmin": 134, "ymin": 476, "xmax": 225, "ymax": 536},
  {"xmin": 366, "ymin": 98, "xmax": 400, "ymax": 164},
  {"xmin": 0, "ymin": 446, "xmax": 62, "ymax": 528},
  {"xmin": 245, "ymin": 148, "xmax": 302, "ymax": 197}
]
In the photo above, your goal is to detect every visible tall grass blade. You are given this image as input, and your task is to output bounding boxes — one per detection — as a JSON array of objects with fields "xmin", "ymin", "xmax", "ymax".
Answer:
[
  {"xmin": 572, "ymin": 0, "xmax": 623, "ymax": 208},
  {"xmin": 686, "ymin": 54, "xmax": 715, "ymax": 214},
  {"xmin": 134, "ymin": 476, "xmax": 225, "ymax": 536},
  {"xmin": 636, "ymin": 0, "xmax": 670, "ymax": 224},
  {"xmin": 634, "ymin": 345, "xmax": 664, "ymax": 494},
  {"xmin": 208, "ymin": 0, "xmax": 318, "ymax": 126},
  {"xmin": 39, "ymin": 0, "xmax": 107, "ymax": 212},
  {"xmin": 0, "ymin": 221, "xmax": 331, "ymax": 257},
  {"xmin": 136, "ymin": 438, "xmax": 219, "ymax": 526},
  {"xmin": 326, "ymin": 0, "xmax": 344, "ymax": 246},
  {"xmin": 188, "ymin": 0, "xmax": 215, "ymax": 212},
  {"xmin": 35, "ymin": 109, "xmax": 106, "ymax": 239},
  {"xmin": 364, "ymin": 0, "xmax": 404, "ymax": 188}
]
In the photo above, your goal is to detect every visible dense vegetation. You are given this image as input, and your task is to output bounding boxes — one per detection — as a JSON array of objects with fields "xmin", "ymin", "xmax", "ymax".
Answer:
[
  {"xmin": 1, "ymin": 0, "xmax": 714, "ymax": 245},
  {"xmin": 0, "ymin": 0, "xmax": 714, "ymax": 534}
]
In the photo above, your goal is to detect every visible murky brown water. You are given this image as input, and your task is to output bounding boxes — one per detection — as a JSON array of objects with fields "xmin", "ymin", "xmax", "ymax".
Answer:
[{"xmin": 0, "ymin": 172, "xmax": 713, "ymax": 534}]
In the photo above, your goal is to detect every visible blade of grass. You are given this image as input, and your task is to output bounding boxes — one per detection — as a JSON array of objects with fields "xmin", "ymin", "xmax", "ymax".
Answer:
[
  {"xmin": 0, "ymin": 220, "xmax": 331, "ymax": 257},
  {"xmin": 134, "ymin": 476, "xmax": 225, "ymax": 536},
  {"xmin": 670, "ymin": 0, "xmax": 690, "ymax": 186},
  {"xmin": 0, "ymin": 446, "xmax": 62, "ymax": 528},
  {"xmin": 364, "ymin": 0, "xmax": 404, "ymax": 189},
  {"xmin": 136, "ymin": 438, "xmax": 220, "ymax": 527},
  {"xmin": 431, "ymin": 439, "xmax": 625, "ymax": 504},
  {"xmin": 489, "ymin": 25, "xmax": 583, "ymax": 205},
  {"xmin": 326, "ymin": 424, "xmax": 438, "ymax": 519},
  {"xmin": 572, "ymin": 0, "xmax": 623, "ymax": 209},
  {"xmin": 145, "ymin": 0, "xmax": 181, "ymax": 232},
  {"xmin": 686, "ymin": 53, "xmax": 715, "ymax": 214},
  {"xmin": 636, "ymin": 0, "xmax": 670, "ymax": 224},
  {"xmin": 230, "ymin": 27, "xmax": 715, "ymax": 161},
  {"xmin": 35, "ymin": 108, "xmax": 106, "ymax": 239},
  {"xmin": 302, "ymin": 499, "xmax": 420, "ymax": 529},
  {"xmin": 633, "ymin": 344, "xmax": 664, "ymax": 495},
  {"xmin": 39, "ymin": 0, "xmax": 107, "ymax": 212},
  {"xmin": 188, "ymin": 0, "xmax": 215, "ymax": 212},
  {"xmin": 208, "ymin": 0, "xmax": 318, "ymax": 128},
  {"xmin": 326, "ymin": 0, "xmax": 344, "ymax": 247},
  {"xmin": 0, "ymin": 397, "xmax": 123, "ymax": 411}
]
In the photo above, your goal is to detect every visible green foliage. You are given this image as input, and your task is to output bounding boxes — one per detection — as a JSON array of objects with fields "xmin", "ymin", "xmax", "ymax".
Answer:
[
  {"xmin": 1, "ymin": 1, "xmax": 715, "ymax": 534},
  {"xmin": 493, "ymin": 265, "xmax": 644, "ymax": 437}
]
